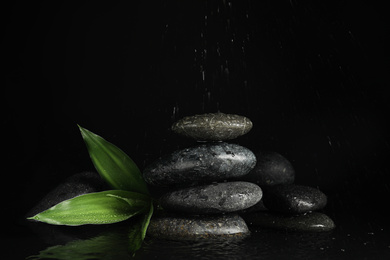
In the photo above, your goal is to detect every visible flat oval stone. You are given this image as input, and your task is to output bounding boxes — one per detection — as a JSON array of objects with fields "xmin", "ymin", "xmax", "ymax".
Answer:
[
  {"xmin": 242, "ymin": 151, "xmax": 295, "ymax": 186},
  {"xmin": 171, "ymin": 113, "xmax": 253, "ymax": 141},
  {"xmin": 243, "ymin": 212, "xmax": 335, "ymax": 232},
  {"xmin": 263, "ymin": 184, "xmax": 327, "ymax": 214},
  {"xmin": 159, "ymin": 181, "xmax": 262, "ymax": 214},
  {"xmin": 143, "ymin": 143, "xmax": 256, "ymax": 187},
  {"xmin": 147, "ymin": 214, "xmax": 249, "ymax": 240}
]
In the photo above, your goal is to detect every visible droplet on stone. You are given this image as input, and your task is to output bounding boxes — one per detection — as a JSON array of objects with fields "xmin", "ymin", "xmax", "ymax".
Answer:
[
  {"xmin": 147, "ymin": 214, "xmax": 250, "ymax": 240},
  {"xmin": 159, "ymin": 181, "xmax": 262, "ymax": 214},
  {"xmin": 243, "ymin": 212, "xmax": 335, "ymax": 232},
  {"xmin": 143, "ymin": 143, "xmax": 256, "ymax": 187},
  {"xmin": 171, "ymin": 113, "xmax": 253, "ymax": 141},
  {"xmin": 242, "ymin": 151, "xmax": 295, "ymax": 186},
  {"xmin": 262, "ymin": 184, "xmax": 327, "ymax": 214}
]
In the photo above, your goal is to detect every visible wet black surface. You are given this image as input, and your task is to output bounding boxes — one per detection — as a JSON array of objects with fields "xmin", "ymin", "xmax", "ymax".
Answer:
[
  {"xmin": 6, "ymin": 209, "xmax": 390, "ymax": 259},
  {"xmin": 3, "ymin": 0, "xmax": 390, "ymax": 259}
]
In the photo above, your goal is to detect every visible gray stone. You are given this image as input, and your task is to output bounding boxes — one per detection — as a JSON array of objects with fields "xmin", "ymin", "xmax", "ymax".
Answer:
[
  {"xmin": 147, "ymin": 214, "xmax": 250, "ymax": 240},
  {"xmin": 171, "ymin": 113, "xmax": 253, "ymax": 141},
  {"xmin": 242, "ymin": 151, "xmax": 295, "ymax": 186},
  {"xmin": 263, "ymin": 184, "xmax": 327, "ymax": 214},
  {"xmin": 159, "ymin": 181, "xmax": 262, "ymax": 214},
  {"xmin": 243, "ymin": 212, "xmax": 335, "ymax": 232},
  {"xmin": 143, "ymin": 143, "xmax": 256, "ymax": 187},
  {"xmin": 26, "ymin": 172, "xmax": 108, "ymax": 218}
]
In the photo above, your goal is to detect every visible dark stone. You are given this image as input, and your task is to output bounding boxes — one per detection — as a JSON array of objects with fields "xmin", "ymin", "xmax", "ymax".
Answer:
[
  {"xmin": 239, "ymin": 199, "xmax": 268, "ymax": 214},
  {"xmin": 243, "ymin": 212, "xmax": 335, "ymax": 232},
  {"xmin": 171, "ymin": 113, "xmax": 253, "ymax": 141},
  {"xmin": 242, "ymin": 151, "xmax": 295, "ymax": 186},
  {"xmin": 262, "ymin": 184, "xmax": 327, "ymax": 214},
  {"xmin": 147, "ymin": 214, "xmax": 250, "ymax": 240},
  {"xmin": 143, "ymin": 143, "xmax": 256, "ymax": 187},
  {"xmin": 160, "ymin": 181, "xmax": 262, "ymax": 214},
  {"xmin": 26, "ymin": 172, "xmax": 109, "ymax": 218}
]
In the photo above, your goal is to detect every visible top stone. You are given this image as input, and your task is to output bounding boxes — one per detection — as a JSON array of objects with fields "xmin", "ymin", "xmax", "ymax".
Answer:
[{"xmin": 172, "ymin": 113, "xmax": 253, "ymax": 141}]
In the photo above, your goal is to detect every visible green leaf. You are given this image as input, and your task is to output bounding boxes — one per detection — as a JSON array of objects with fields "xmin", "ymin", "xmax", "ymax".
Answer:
[
  {"xmin": 78, "ymin": 125, "xmax": 149, "ymax": 195},
  {"xmin": 28, "ymin": 190, "xmax": 150, "ymax": 226},
  {"xmin": 128, "ymin": 201, "xmax": 154, "ymax": 255},
  {"xmin": 141, "ymin": 201, "xmax": 154, "ymax": 241}
]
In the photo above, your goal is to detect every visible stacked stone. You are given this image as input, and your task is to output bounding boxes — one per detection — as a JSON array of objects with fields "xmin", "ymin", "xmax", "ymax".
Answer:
[
  {"xmin": 241, "ymin": 152, "xmax": 336, "ymax": 232},
  {"xmin": 144, "ymin": 113, "xmax": 262, "ymax": 240},
  {"xmin": 145, "ymin": 113, "xmax": 335, "ymax": 239}
]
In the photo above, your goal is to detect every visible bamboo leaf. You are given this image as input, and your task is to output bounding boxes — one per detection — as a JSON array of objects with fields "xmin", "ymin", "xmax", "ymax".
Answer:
[
  {"xmin": 78, "ymin": 125, "xmax": 149, "ymax": 195},
  {"xmin": 128, "ymin": 201, "xmax": 154, "ymax": 255},
  {"xmin": 141, "ymin": 201, "xmax": 154, "ymax": 241},
  {"xmin": 28, "ymin": 190, "xmax": 149, "ymax": 226}
]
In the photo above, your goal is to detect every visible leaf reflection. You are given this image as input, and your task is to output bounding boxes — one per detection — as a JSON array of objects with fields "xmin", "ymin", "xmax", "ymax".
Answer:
[{"xmin": 28, "ymin": 219, "xmax": 146, "ymax": 260}]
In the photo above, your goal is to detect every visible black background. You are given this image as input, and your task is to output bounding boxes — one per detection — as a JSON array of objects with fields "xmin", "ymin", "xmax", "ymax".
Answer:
[{"xmin": 3, "ymin": 0, "xmax": 390, "ymax": 258}]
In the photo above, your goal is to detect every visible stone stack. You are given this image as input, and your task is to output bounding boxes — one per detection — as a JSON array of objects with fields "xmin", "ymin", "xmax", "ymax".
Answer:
[
  {"xmin": 144, "ymin": 113, "xmax": 262, "ymax": 240},
  {"xmin": 145, "ymin": 112, "xmax": 335, "ymax": 240}
]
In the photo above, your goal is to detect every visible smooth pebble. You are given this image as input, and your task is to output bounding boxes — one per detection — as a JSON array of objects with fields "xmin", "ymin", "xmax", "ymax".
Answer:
[
  {"xmin": 171, "ymin": 113, "xmax": 253, "ymax": 141},
  {"xmin": 26, "ymin": 172, "xmax": 108, "ymax": 218},
  {"xmin": 244, "ymin": 211, "xmax": 335, "ymax": 232},
  {"xmin": 143, "ymin": 143, "xmax": 256, "ymax": 187},
  {"xmin": 147, "ymin": 214, "xmax": 250, "ymax": 240},
  {"xmin": 263, "ymin": 184, "xmax": 327, "ymax": 214},
  {"xmin": 160, "ymin": 181, "xmax": 262, "ymax": 214},
  {"xmin": 242, "ymin": 151, "xmax": 295, "ymax": 186}
]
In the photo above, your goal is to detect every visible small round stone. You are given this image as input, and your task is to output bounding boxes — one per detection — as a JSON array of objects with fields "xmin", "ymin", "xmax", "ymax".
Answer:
[
  {"xmin": 147, "ymin": 214, "xmax": 250, "ymax": 240},
  {"xmin": 242, "ymin": 151, "xmax": 295, "ymax": 186},
  {"xmin": 243, "ymin": 212, "xmax": 335, "ymax": 232},
  {"xmin": 26, "ymin": 172, "xmax": 108, "ymax": 218},
  {"xmin": 143, "ymin": 143, "xmax": 256, "ymax": 187},
  {"xmin": 159, "ymin": 181, "xmax": 262, "ymax": 214},
  {"xmin": 171, "ymin": 113, "xmax": 253, "ymax": 141},
  {"xmin": 262, "ymin": 184, "xmax": 327, "ymax": 214}
]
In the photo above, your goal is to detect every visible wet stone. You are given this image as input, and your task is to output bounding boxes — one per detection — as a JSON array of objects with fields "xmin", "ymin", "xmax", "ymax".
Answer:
[
  {"xmin": 143, "ymin": 143, "xmax": 256, "ymax": 187},
  {"xmin": 242, "ymin": 151, "xmax": 295, "ymax": 186},
  {"xmin": 171, "ymin": 113, "xmax": 253, "ymax": 141},
  {"xmin": 243, "ymin": 212, "xmax": 335, "ymax": 232},
  {"xmin": 26, "ymin": 172, "xmax": 108, "ymax": 218},
  {"xmin": 263, "ymin": 184, "xmax": 327, "ymax": 214},
  {"xmin": 147, "ymin": 214, "xmax": 250, "ymax": 240},
  {"xmin": 160, "ymin": 181, "xmax": 262, "ymax": 214}
]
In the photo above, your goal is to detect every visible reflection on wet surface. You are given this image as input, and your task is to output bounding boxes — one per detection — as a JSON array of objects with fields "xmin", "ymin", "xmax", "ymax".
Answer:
[{"xmin": 21, "ymin": 213, "xmax": 390, "ymax": 260}]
